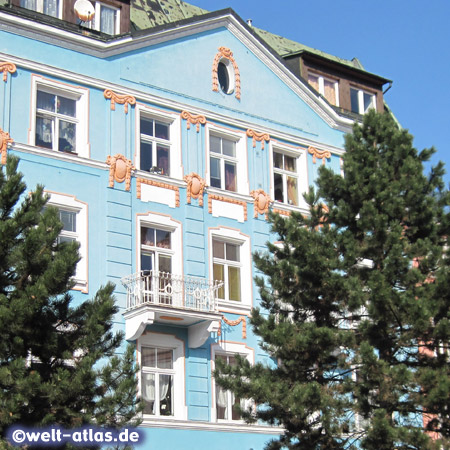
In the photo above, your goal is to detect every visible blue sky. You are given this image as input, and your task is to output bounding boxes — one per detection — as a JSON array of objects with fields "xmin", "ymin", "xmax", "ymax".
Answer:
[{"xmin": 193, "ymin": 0, "xmax": 450, "ymax": 183}]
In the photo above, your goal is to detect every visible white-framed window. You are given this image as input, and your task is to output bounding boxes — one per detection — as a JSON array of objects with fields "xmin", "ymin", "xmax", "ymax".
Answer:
[
  {"xmin": 350, "ymin": 87, "xmax": 376, "ymax": 114},
  {"xmin": 271, "ymin": 144, "xmax": 308, "ymax": 208},
  {"xmin": 136, "ymin": 107, "xmax": 181, "ymax": 179},
  {"xmin": 209, "ymin": 227, "xmax": 251, "ymax": 312},
  {"xmin": 20, "ymin": 0, "xmax": 62, "ymax": 18},
  {"xmin": 211, "ymin": 342, "xmax": 253, "ymax": 423},
  {"xmin": 31, "ymin": 76, "xmax": 89, "ymax": 158},
  {"xmin": 46, "ymin": 192, "xmax": 88, "ymax": 291},
  {"xmin": 80, "ymin": 1, "xmax": 120, "ymax": 35},
  {"xmin": 217, "ymin": 59, "xmax": 235, "ymax": 95},
  {"xmin": 207, "ymin": 127, "xmax": 247, "ymax": 195},
  {"xmin": 139, "ymin": 333, "xmax": 186, "ymax": 420},
  {"xmin": 308, "ymin": 72, "xmax": 339, "ymax": 106}
]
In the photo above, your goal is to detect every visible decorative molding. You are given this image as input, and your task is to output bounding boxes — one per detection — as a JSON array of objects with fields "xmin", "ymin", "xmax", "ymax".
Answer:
[
  {"xmin": 106, "ymin": 154, "xmax": 134, "ymax": 191},
  {"xmin": 0, "ymin": 128, "xmax": 14, "ymax": 165},
  {"xmin": 180, "ymin": 111, "xmax": 207, "ymax": 132},
  {"xmin": 212, "ymin": 46, "xmax": 241, "ymax": 100},
  {"xmin": 208, "ymin": 193, "xmax": 248, "ymax": 221},
  {"xmin": 184, "ymin": 173, "xmax": 206, "ymax": 206},
  {"xmin": 103, "ymin": 89, "xmax": 136, "ymax": 114},
  {"xmin": 250, "ymin": 189, "xmax": 271, "ymax": 218},
  {"xmin": 0, "ymin": 61, "xmax": 16, "ymax": 82},
  {"xmin": 218, "ymin": 315, "xmax": 247, "ymax": 339},
  {"xmin": 246, "ymin": 129, "xmax": 270, "ymax": 150},
  {"xmin": 137, "ymin": 178, "xmax": 180, "ymax": 207},
  {"xmin": 272, "ymin": 207, "xmax": 291, "ymax": 217},
  {"xmin": 308, "ymin": 146, "xmax": 331, "ymax": 165}
]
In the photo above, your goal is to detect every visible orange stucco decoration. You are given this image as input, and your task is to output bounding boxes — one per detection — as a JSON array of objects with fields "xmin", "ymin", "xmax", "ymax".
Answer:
[
  {"xmin": 106, "ymin": 154, "xmax": 134, "ymax": 191},
  {"xmin": 0, "ymin": 128, "xmax": 14, "ymax": 165},
  {"xmin": 308, "ymin": 146, "xmax": 331, "ymax": 165},
  {"xmin": 212, "ymin": 47, "xmax": 241, "ymax": 100},
  {"xmin": 246, "ymin": 129, "xmax": 270, "ymax": 150},
  {"xmin": 0, "ymin": 62, "xmax": 16, "ymax": 82},
  {"xmin": 103, "ymin": 89, "xmax": 136, "ymax": 114},
  {"xmin": 180, "ymin": 111, "xmax": 207, "ymax": 132},
  {"xmin": 218, "ymin": 315, "xmax": 247, "ymax": 339},
  {"xmin": 250, "ymin": 189, "xmax": 272, "ymax": 218},
  {"xmin": 184, "ymin": 173, "xmax": 206, "ymax": 206}
]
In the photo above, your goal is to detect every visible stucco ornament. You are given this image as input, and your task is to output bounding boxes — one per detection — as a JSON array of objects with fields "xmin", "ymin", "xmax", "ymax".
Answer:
[
  {"xmin": 246, "ymin": 129, "xmax": 270, "ymax": 150},
  {"xmin": 184, "ymin": 172, "xmax": 206, "ymax": 206},
  {"xmin": 103, "ymin": 89, "xmax": 136, "ymax": 114},
  {"xmin": 180, "ymin": 111, "xmax": 207, "ymax": 132},
  {"xmin": 0, "ymin": 62, "xmax": 16, "ymax": 82},
  {"xmin": 106, "ymin": 154, "xmax": 134, "ymax": 191},
  {"xmin": 308, "ymin": 146, "xmax": 331, "ymax": 165},
  {"xmin": 250, "ymin": 189, "xmax": 272, "ymax": 218},
  {"xmin": 218, "ymin": 315, "xmax": 247, "ymax": 339},
  {"xmin": 212, "ymin": 47, "xmax": 241, "ymax": 100},
  {"xmin": 0, "ymin": 128, "xmax": 14, "ymax": 165}
]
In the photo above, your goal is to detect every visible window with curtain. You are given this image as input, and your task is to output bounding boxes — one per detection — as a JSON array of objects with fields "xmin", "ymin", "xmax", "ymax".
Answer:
[
  {"xmin": 273, "ymin": 150, "xmax": 298, "ymax": 206},
  {"xmin": 307, "ymin": 72, "xmax": 339, "ymax": 106},
  {"xmin": 20, "ymin": 0, "xmax": 60, "ymax": 17},
  {"xmin": 140, "ymin": 116, "xmax": 171, "ymax": 176},
  {"xmin": 209, "ymin": 134, "xmax": 237, "ymax": 192},
  {"xmin": 141, "ymin": 346, "xmax": 174, "ymax": 416},
  {"xmin": 215, "ymin": 354, "xmax": 244, "ymax": 421},
  {"xmin": 212, "ymin": 239, "xmax": 241, "ymax": 302}
]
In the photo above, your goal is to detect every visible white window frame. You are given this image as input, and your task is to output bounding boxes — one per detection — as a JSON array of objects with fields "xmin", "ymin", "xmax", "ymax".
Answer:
[
  {"xmin": 209, "ymin": 227, "xmax": 251, "ymax": 313},
  {"xmin": 138, "ymin": 332, "xmax": 187, "ymax": 420},
  {"xmin": 30, "ymin": 76, "xmax": 89, "ymax": 158},
  {"xmin": 206, "ymin": 125, "xmax": 248, "ymax": 196},
  {"xmin": 20, "ymin": 0, "xmax": 62, "ymax": 18},
  {"xmin": 135, "ymin": 106, "xmax": 181, "ymax": 180},
  {"xmin": 137, "ymin": 213, "xmax": 182, "ymax": 276},
  {"xmin": 308, "ymin": 72, "xmax": 339, "ymax": 106},
  {"xmin": 350, "ymin": 87, "xmax": 376, "ymax": 114},
  {"xmin": 211, "ymin": 341, "xmax": 254, "ymax": 423},
  {"xmin": 270, "ymin": 143, "xmax": 308, "ymax": 210},
  {"xmin": 84, "ymin": 1, "xmax": 120, "ymax": 35},
  {"xmin": 46, "ymin": 192, "xmax": 88, "ymax": 292}
]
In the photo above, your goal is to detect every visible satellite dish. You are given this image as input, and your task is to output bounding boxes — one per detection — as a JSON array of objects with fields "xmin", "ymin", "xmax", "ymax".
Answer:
[{"xmin": 74, "ymin": 0, "xmax": 95, "ymax": 22}]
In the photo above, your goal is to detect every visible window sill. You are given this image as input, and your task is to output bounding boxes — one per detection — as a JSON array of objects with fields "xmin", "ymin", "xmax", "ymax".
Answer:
[{"xmin": 218, "ymin": 300, "xmax": 251, "ymax": 315}]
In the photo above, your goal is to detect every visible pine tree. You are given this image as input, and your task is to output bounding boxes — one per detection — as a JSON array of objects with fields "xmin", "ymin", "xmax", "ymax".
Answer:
[
  {"xmin": 215, "ymin": 110, "xmax": 450, "ymax": 450},
  {"xmin": 0, "ymin": 156, "xmax": 141, "ymax": 448}
]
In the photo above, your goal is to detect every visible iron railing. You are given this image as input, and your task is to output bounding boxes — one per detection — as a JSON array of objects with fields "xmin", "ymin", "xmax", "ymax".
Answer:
[{"xmin": 121, "ymin": 271, "xmax": 222, "ymax": 313}]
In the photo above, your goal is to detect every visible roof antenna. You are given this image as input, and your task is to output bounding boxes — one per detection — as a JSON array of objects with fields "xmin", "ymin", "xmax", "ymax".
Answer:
[{"xmin": 247, "ymin": 19, "xmax": 252, "ymax": 27}]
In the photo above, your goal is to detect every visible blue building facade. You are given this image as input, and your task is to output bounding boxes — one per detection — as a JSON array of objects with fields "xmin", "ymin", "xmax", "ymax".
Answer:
[{"xmin": 0, "ymin": 2, "xmax": 390, "ymax": 448}]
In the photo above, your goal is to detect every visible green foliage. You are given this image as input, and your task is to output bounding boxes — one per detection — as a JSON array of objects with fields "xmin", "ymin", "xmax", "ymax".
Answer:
[
  {"xmin": 0, "ymin": 156, "xmax": 141, "ymax": 448},
  {"xmin": 215, "ymin": 111, "xmax": 450, "ymax": 449}
]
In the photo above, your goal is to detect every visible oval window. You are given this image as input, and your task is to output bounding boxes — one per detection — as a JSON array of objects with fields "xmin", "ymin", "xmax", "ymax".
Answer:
[{"xmin": 217, "ymin": 60, "xmax": 234, "ymax": 95}]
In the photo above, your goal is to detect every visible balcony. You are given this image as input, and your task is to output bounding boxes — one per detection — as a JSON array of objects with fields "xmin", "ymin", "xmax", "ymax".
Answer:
[{"xmin": 121, "ymin": 271, "xmax": 223, "ymax": 347}]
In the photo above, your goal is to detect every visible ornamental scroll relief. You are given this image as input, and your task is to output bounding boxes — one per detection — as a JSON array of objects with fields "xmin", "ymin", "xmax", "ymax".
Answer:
[
  {"xmin": 308, "ymin": 146, "xmax": 331, "ymax": 165},
  {"xmin": 184, "ymin": 173, "xmax": 206, "ymax": 206},
  {"xmin": 180, "ymin": 111, "xmax": 207, "ymax": 133},
  {"xmin": 104, "ymin": 89, "xmax": 136, "ymax": 114},
  {"xmin": 212, "ymin": 47, "xmax": 241, "ymax": 100},
  {"xmin": 246, "ymin": 129, "xmax": 270, "ymax": 150},
  {"xmin": 0, "ymin": 62, "xmax": 16, "ymax": 82},
  {"xmin": 218, "ymin": 316, "xmax": 247, "ymax": 339},
  {"xmin": 0, "ymin": 128, "xmax": 13, "ymax": 165},
  {"xmin": 106, "ymin": 154, "xmax": 134, "ymax": 191}
]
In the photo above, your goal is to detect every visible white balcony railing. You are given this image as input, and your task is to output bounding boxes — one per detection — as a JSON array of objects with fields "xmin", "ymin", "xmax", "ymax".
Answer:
[{"xmin": 121, "ymin": 271, "xmax": 222, "ymax": 313}]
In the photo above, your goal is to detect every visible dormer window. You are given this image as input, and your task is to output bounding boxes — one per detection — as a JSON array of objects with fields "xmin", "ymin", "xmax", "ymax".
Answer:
[
  {"xmin": 307, "ymin": 72, "xmax": 339, "ymax": 106},
  {"xmin": 20, "ymin": 0, "xmax": 61, "ymax": 18},
  {"xmin": 80, "ymin": 1, "xmax": 120, "ymax": 35},
  {"xmin": 350, "ymin": 87, "xmax": 375, "ymax": 114}
]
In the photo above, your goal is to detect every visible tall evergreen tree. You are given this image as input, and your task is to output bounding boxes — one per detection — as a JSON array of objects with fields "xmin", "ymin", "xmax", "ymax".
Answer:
[
  {"xmin": 215, "ymin": 111, "xmax": 450, "ymax": 450},
  {"xmin": 0, "ymin": 156, "xmax": 141, "ymax": 447}
]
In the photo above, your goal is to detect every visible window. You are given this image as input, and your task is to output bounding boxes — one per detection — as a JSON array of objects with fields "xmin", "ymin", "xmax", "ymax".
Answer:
[
  {"xmin": 20, "ymin": 0, "xmax": 61, "ymax": 18},
  {"xmin": 80, "ymin": 2, "xmax": 120, "ymax": 34},
  {"xmin": 308, "ymin": 72, "xmax": 339, "ymax": 106},
  {"xmin": 213, "ymin": 239, "xmax": 241, "ymax": 302},
  {"xmin": 46, "ymin": 192, "xmax": 88, "ymax": 291},
  {"xmin": 32, "ymin": 77, "xmax": 89, "ymax": 158},
  {"xmin": 139, "ymin": 333, "xmax": 186, "ymax": 420},
  {"xmin": 217, "ymin": 59, "xmax": 234, "ymax": 95},
  {"xmin": 209, "ymin": 135, "xmax": 237, "ymax": 192},
  {"xmin": 210, "ymin": 227, "xmax": 251, "ymax": 312},
  {"xmin": 139, "ymin": 116, "xmax": 171, "ymax": 176},
  {"xmin": 273, "ymin": 151, "xmax": 299, "ymax": 206},
  {"xmin": 215, "ymin": 354, "xmax": 244, "ymax": 421},
  {"xmin": 350, "ymin": 87, "xmax": 376, "ymax": 114},
  {"xmin": 141, "ymin": 346, "xmax": 174, "ymax": 416}
]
